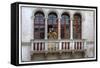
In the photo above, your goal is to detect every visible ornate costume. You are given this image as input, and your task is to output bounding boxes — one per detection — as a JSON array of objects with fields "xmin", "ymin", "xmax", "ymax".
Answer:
[{"xmin": 48, "ymin": 29, "xmax": 58, "ymax": 51}]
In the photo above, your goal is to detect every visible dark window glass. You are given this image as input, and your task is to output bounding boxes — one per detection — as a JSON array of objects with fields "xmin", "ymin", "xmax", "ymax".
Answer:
[
  {"xmin": 34, "ymin": 12, "xmax": 45, "ymax": 39},
  {"xmin": 48, "ymin": 13, "xmax": 58, "ymax": 39},
  {"xmin": 61, "ymin": 14, "xmax": 70, "ymax": 39},
  {"xmin": 73, "ymin": 13, "xmax": 81, "ymax": 39}
]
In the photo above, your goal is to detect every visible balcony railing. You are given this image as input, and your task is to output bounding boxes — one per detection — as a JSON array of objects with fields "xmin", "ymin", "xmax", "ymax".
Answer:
[{"xmin": 30, "ymin": 39, "xmax": 87, "ymax": 53}]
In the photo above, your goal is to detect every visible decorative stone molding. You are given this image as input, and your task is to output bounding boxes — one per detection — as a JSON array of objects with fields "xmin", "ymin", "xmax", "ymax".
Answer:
[{"xmin": 47, "ymin": 9, "xmax": 59, "ymax": 17}]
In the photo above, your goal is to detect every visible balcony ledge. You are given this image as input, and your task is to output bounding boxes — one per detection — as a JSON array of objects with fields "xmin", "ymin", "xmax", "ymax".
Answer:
[{"xmin": 31, "ymin": 49, "xmax": 86, "ymax": 54}]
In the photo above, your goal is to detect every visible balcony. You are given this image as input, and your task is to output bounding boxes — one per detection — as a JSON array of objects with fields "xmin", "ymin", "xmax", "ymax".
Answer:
[
  {"xmin": 31, "ymin": 39, "xmax": 86, "ymax": 51},
  {"xmin": 30, "ymin": 39, "xmax": 87, "ymax": 60}
]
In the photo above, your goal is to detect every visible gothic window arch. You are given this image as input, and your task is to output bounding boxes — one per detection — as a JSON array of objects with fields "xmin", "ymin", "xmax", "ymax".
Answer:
[
  {"xmin": 48, "ymin": 12, "xmax": 58, "ymax": 39},
  {"xmin": 61, "ymin": 13, "xmax": 70, "ymax": 39},
  {"xmin": 73, "ymin": 13, "xmax": 82, "ymax": 39},
  {"xmin": 34, "ymin": 11, "xmax": 45, "ymax": 39}
]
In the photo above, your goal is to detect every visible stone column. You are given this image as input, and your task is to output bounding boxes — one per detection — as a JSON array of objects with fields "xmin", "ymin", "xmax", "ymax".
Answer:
[
  {"xmin": 70, "ymin": 13, "xmax": 74, "ymax": 50},
  {"xmin": 45, "ymin": 17, "xmax": 48, "ymax": 51},
  {"xmin": 70, "ymin": 14, "xmax": 73, "ymax": 40},
  {"xmin": 45, "ymin": 18, "xmax": 48, "ymax": 40},
  {"xmin": 58, "ymin": 18, "xmax": 61, "ymax": 40},
  {"xmin": 32, "ymin": 16, "xmax": 35, "ymax": 40},
  {"xmin": 58, "ymin": 17, "xmax": 61, "ymax": 50},
  {"xmin": 31, "ymin": 16, "xmax": 34, "ymax": 52}
]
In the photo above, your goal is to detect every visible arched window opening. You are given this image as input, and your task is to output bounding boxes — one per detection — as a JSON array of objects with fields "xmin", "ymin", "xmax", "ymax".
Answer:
[
  {"xmin": 61, "ymin": 13, "xmax": 70, "ymax": 39},
  {"xmin": 73, "ymin": 13, "xmax": 82, "ymax": 39},
  {"xmin": 34, "ymin": 11, "xmax": 45, "ymax": 39},
  {"xmin": 48, "ymin": 12, "xmax": 58, "ymax": 39}
]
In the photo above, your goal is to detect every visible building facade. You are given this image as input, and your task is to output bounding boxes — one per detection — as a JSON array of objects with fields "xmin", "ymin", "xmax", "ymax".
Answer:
[{"xmin": 21, "ymin": 6, "xmax": 96, "ymax": 61}]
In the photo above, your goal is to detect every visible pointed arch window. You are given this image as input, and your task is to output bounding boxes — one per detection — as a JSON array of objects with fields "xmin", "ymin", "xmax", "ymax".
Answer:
[
  {"xmin": 48, "ymin": 12, "xmax": 58, "ymax": 39},
  {"xmin": 61, "ymin": 13, "xmax": 70, "ymax": 39},
  {"xmin": 73, "ymin": 13, "xmax": 82, "ymax": 39},
  {"xmin": 34, "ymin": 11, "xmax": 45, "ymax": 39}
]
